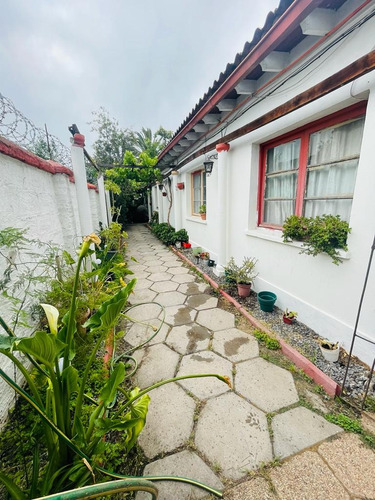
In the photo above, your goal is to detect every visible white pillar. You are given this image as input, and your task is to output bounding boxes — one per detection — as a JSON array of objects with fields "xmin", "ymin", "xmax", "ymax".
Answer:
[
  {"xmin": 71, "ymin": 134, "xmax": 93, "ymax": 236},
  {"xmin": 147, "ymin": 190, "xmax": 152, "ymax": 221},
  {"xmin": 214, "ymin": 143, "xmax": 230, "ymax": 276},
  {"xmin": 105, "ymin": 191, "xmax": 112, "ymax": 225},
  {"xmin": 97, "ymin": 174, "xmax": 108, "ymax": 228},
  {"xmin": 157, "ymin": 184, "xmax": 164, "ymax": 222},
  {"xmin": 172, "ymin": 174, "xmax": 182, "ymax": 230}
]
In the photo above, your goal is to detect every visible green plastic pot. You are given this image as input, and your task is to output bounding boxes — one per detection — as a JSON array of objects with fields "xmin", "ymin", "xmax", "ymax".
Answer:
[
  {"xmin": 192, "ymin": 247, "xmax": 202, "ymax": 256},
  {"xmin": 258, "ymin": 291, "xmax": 277, "ymax": 312}
]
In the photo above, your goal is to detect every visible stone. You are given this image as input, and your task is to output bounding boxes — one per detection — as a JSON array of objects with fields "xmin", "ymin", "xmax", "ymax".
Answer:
[
  {"xmin": 212, "ymin": 328, "xmax": 259, "ymax": 362},
  {"xmin": 155, "ymin": 291, "xmax": 186, "ymax": 307},
  {"xmin": 186, "ymin": 294, "xmax": 218, "ymax": 311},
  {"xmin": 145, "ymin": 265, "xmax": 167, "ymax": 273},
  {"xmin": 226, "ymin": 477, "xmax": 277, "ymax": 500},
  {"xmin": 178, "ymin": 282, "xmax": 210, "ymax": 295},
  {"xmin": 166, "ymin": 324, "xmax": 211, "ymax": 354},
  {"xmin": 167, "ymin": 266, "xmax": 191, "ymax": 275},
  {"xmin": 196, "ymin": 308, "xmax": 235, "ymax": 332},
  {"xmin": 271, "ymin": 451, "xmax": 350, "ymax": 500},
  {"xmin": 318, "ymin": 433, "xmax": 375, "ymax": 499},
  {"xmin": 162, "ymin": 260, "xmax": 184, "ymax": 267},
  {"xmin": 303, "ymin": 389, "xmax": 329, "ymax": 414},
  {"xmin": 125, "ymin": 320, "xmax": 169, "ymax": 347},
  {"xmin": 177, "ymin": 351, "xmax": 232, "ymax": 399},
  {"xmin": 195, "ymin": 392, "xmax": 272, "ymax": 479},
  {"xmin": 150, "ymin": 280, "xmax": 179, "ymax": 293},
  {"xmin": 127, "ymin": 263, "xmax": 147, "ymax": 272},
  {"xmin": 136, "ymin": 451, "xmax": 223, "ymax": 500},
  {"xmin": 138, "ymin": 383, "xmax": 195, "ymax": 458},
  {"xmin": 148, "ymin": 272, "xmax": 173, "ymax": 282},
  {"xmin": 171, "ymin": 273, "xmax": 196, "ymax": 283},
  {"xmin": 128, "ymin": 288, "xmax": 157, "ymax": 305},
  {"xmin": 163, "ymin": 305, "xmax": 197, "ymax": 326},
  {"xmin": 134, "ymin": 278, "xmax": 153, "ymax": 290},
  {"xmin": 133, "ymin": 344, "xmax": 180, "ymax": 388},
  {"xmin": 235, "ymin": 358, "xmax": 299, "ymax": 412},
  {"xmin": 272, "ymin": 406, "xmax": 342, "ymax": 459},
  {"xmin": 127, "ymin": 303, "xmax": 163, "ymax": 322}
]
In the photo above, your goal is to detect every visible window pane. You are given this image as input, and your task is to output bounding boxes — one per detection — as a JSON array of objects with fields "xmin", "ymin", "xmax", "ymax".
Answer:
[
  {"xmin": 266, "ymin": 139, "xmax": 300, "ymax": 173},
  {"xmin": 264, "ymin": 200, "xmax": 295, "ymax": 226},
  {"xmin": 309, "ymin": 118, "xmax": 365, "ymax": 166},
  {"xmin": 306, "ymin": 159, "xmax": 358, "ymax": 198},
  {"xmin": 265, "ymin": 172, "xmax": 298, "ymax": 199},
  {"xmin": 304, "ymin": 199, "xmax": 353, "ymax": 221}
]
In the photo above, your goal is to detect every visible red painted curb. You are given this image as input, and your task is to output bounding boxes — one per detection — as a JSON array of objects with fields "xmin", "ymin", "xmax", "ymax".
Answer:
[{"xmin": 171, "ymin": 246, "xmax": 341, "ymax": 397}]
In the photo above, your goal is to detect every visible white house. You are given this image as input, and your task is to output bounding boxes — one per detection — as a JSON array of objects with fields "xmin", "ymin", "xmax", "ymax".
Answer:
[{"xmin": 152, "ymin": 0, "xmax": 375, "ymax": 365}]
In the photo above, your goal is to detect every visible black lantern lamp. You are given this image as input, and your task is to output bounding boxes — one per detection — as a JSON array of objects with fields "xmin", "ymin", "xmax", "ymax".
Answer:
[
  {"xmin": 158, "ymin": 183, "xmax": 163, "ymax": 191},
  {"xmin": 203, "ymin": 161, "xmax": 214, "ymax": 175}
]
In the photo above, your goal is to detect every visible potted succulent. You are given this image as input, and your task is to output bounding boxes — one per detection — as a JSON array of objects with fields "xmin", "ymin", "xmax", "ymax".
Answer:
[
  {"xmin": 200, "ymin": 251, "xmax": 209, "ymax": 260},
  {"xmin": 224, "ymin": 256, "xmax": 258, "ymax": 297},
  {"xmin": 199, "ymin": 204, "xmax": 206, "ymax": 220},
  {"xmin": 319, "ymin": 339, "xmax": 340, "ymax": 362},
  {"xmin": 283, "ymin": 309, "xmax": 298, "ymax": 324}
]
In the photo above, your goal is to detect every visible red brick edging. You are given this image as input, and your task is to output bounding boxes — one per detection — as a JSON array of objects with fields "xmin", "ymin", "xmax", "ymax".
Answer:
[{"xmin": 171, "ymin": 246, "xmax": 341, "ymax": 397}]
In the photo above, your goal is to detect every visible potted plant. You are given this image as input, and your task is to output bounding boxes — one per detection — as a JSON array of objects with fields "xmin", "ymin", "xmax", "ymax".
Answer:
[
  {"xmin": 175, "ymin": 229, "xmax": 189, "ymax": 249},
  {"xmin": 199, "ymin": 204, "xmax": 206, "ymax": 220},
  {"xmin": 283, "ymin": 309, "xmax": 298, "ymax": 324},
  {"xmin": 200, "ymin": 251, "xmax": 209, "ymax": 260},
  {"xmin": 224, "ymin": 256, "xmax": 258, "ymax": 297},
  {"xmin": 177, "ymin": 182, "xmax": 185, "ymax": 190},
  {"xmin": 319, "ymin": 339, "xmax": 340, "ymax": 362}
]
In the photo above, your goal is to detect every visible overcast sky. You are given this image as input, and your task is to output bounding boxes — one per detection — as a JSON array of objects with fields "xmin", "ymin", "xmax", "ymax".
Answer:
[{"xmin": 1, "ymin": 0, "xmax": 280, "ymax": 152}]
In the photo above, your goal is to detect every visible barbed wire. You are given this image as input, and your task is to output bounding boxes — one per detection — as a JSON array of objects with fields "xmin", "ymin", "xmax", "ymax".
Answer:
[{"xmin": 0, "ymin": 92, "xmax": 72, "ymax": 168}]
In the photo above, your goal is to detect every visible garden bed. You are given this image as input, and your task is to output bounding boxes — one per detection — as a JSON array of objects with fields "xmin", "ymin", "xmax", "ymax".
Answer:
[{"xmin": 178, "ymin": 248, "xmax": 373, "ymax": 403}]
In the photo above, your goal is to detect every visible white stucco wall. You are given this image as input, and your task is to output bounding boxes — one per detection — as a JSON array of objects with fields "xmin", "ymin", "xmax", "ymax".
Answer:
[
  {"xmin": 170, "ymin": 6, "xmax": 375, "ymax": 365},
  {"xmin": 0, "ymin": 150, "xmax": 101, "ymax": 427}
]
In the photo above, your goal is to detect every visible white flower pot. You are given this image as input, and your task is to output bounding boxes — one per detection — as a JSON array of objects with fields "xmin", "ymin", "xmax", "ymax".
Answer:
[{"xmin": 320, "ymin": 345, "xmax": 340, "ymax": 362}]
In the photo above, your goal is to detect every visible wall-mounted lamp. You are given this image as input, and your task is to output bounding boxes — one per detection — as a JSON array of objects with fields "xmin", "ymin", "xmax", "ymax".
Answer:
[
  {"xmin": 158, "ymin": 184, "xmax": 164, "ymax": 191},
  {"xmin": 203, "ymin": 161, "xmax": 214, "ymax": 175}
]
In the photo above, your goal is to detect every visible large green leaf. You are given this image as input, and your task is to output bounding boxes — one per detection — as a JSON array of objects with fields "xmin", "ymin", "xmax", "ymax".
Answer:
[
  {"xmin": 84, "ymin": 280, "xmax": 136, "ymax": 331},
  {"xmin": 0, "ymin": 470, "xmax": 26, "ymax": 499},
  {"xmin": 13, "ymin": 331, "xmax": 66, "ymax": 367},
  {"xmin": 0, "ymin": 334, "xmax": 15, "ymax": 350},
  {"xmin": 94, "ymin": 417, "xmax": 142, "ymax": 437},
  {"xmin": 99, "ymin": 363, "xmax": 125, "ymax": 406},
  {"xmin": 62, "ymin": 365, "xmax": 79, "ymax": 395}
]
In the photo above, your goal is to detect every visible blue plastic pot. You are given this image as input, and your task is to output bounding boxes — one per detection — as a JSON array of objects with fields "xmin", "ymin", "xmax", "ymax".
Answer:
[{"xmin": 258, "ymin": 291, "xmax": 277, "ymax": 312}]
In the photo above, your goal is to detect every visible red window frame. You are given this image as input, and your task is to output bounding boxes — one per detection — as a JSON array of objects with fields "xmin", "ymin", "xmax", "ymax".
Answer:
[
  {"xmin": 191, "ymin": 169, "xmax": 206, "ymax": 215},
  {"xmin": 258, "ymin": 102, "xmax": 367, "ymax": 229}
]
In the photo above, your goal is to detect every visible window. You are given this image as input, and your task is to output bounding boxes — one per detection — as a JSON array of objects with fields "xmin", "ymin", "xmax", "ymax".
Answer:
[
  {"xmin": 259, "ymin": 103, "xmax": 366, "ymax": 227},
  {"xmin": 192, "ymin": 170, "xmax": 206, "ymax": 215}
]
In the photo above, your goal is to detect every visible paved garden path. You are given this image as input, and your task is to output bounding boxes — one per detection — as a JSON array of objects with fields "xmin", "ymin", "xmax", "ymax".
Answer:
[{"xmin": 125, "ymin": 225, "xmax": 375, "ymax": 500}]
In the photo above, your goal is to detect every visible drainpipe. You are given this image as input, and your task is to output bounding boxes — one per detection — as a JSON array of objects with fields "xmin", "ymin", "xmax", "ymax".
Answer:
[
  {"xmin": 214, "ymin": 142, "xmax": 230, "ymax": 276},
  {"xmin": 97, "ymin": 173, "xmax": 108, "ymax": 228},
  {"xmin": 71, "ymin": 133, "xmax": 94, "ymax": 236}
]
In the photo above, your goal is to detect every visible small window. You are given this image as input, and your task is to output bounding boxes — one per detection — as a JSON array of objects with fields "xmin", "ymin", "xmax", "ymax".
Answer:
[
  {"xmin": 259, "ymin": 104, "xmax": 366, "ymax": 228},
  {"xmin": 192, "ymin": 170, "xmax": 206, "ymax": 215}
]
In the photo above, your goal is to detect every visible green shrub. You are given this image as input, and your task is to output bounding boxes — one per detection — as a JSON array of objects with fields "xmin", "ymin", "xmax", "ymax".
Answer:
[
  {"xmin": 175, "ymin": 229, "xmax": 189, "ymax": 243},
  {"xmin": 253, "ymin": 330, "xmax": 281, "ymax": 350},
  {"xmin": 282, "ymin": 214, "xmax": 350, "ymax": 265},
  {"xmin": 151, "ymin": 223, "xmax": 177, "ymax": 245}
]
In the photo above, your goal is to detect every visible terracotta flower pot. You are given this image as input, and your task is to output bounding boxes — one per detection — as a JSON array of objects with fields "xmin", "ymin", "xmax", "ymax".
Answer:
[
  {"xmin": 216, "ymin": 142, "xmax": 230, "ymax": 153},
  {"xmin": 177, "ymin": 182, "xmax": 185, "ymax": 190},
  {"xmin": 283, "ymin": 315, "xmax": 295, "ymax": 325},
  {"xmin": 200, "ymin": 213, "xmax": 206, "ymax": 220},
  {"xmin": 237, "ymin": 283, "xmax": 251, "ymax": 298}
]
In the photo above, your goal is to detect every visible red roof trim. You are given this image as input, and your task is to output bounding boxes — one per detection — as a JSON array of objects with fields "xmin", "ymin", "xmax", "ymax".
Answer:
[{"xmin": 159, "ymin": 0, "xmax": 323, "ymax": 161}]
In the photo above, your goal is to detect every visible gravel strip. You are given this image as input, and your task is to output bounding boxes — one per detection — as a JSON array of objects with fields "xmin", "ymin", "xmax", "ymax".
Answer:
[{"xmin": 179, "ymin": 248, "xmax": 374, "ymax": 401}]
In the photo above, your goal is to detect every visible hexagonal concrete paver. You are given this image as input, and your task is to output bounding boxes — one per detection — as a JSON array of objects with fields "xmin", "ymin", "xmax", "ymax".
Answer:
[
  {"xmin": 166, "ymin": 324, "xmax": 211, "ymax": 354},
  {"xmin": 272, "ymin": 407, "xmax": 342, "ymax": 459},
  {"xmin": 167, "ymin": 266, "xmax": 190, "ymax": 275},
  {"xmin": 128, "ymin": 303, "xmax": 163, "ymax": 322},
  {"xmin": 136, "ymin": 451, "xmax": 223, "ymax": 500},
  {"xmin": 162, "ymin": 260, "xmax": 184, "ymax": 267},
  {"xmin": 196, "ymin": 308, "xmax": 235, "ymax": 331},
  {"xmin": 127, "ymin": 263, "xmax": 147, "ymax": 272},
  {"xmin": 125, "ymin": 319, "xmax": 169, "ymax": 347},
  {"xmin": 150, "ymin": 280, "xmax": 179, "ymax": 293},
  {"xmin": 177, "ymin": 351, "xmax": 232, "ymax": 399},
  {"xmin": 163, "ymin": 305, "xmax": 197, "ymax": 326},
  {"xmin": 133, "ymin": 344, "xmax": 179, "ymax": 388},
  {"xmin": 140, "ymin": 256, "xmax": 162, "ymax": 263},
  {"xmin": 178, "ymin": 282, "xmax": 210, "ymax": 295},
  {"xmin": 148, "ymin": 272, "xmax": 173, "ymax": 282},
  {"xmin": 171, "ymin": 273, "xmax": 195, "ymax": 284},
  {"xmin": 138, "ymin": 383, "xmax": 195, "ymax": 459},
  {"xmin": 212, "ymin": 328, "xmax": 259, "ymax": 362},
  {"xmin": 145, "ymin": 265, "xmax": 167, "ymax": 274},
  {"xmin": 134, "ymin": 278, "xmax": 153, "ymax": 290},
  {"xmin": 186, "ymin": 293, "xmax": 218, "ymax": 311},
  {"xmin": 155, "ymin": 291, "xmax": 186, "ymax": 307},
  {"xmin": 236, "ymin": 357, "xmax": 299, "ymax": 412},
  {"xmin": 128, "ymin": 288, "xmax": 157, "ymax": 305},
  {"xmin": 195, "ymin": 392, "xmax": 273, "ymax": 479}
]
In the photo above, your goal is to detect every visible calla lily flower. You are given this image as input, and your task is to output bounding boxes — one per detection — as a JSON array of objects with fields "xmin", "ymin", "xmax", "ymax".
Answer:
[
  {"xmin": 80, "ymin": 233, "xmax": 101, "ymax": 258},
  {"xmin": 40, "ymin": 303, "xmax": 59, "ymax": 335}
]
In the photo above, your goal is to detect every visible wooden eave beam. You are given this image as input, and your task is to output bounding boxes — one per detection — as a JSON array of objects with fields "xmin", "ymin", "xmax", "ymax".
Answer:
[
  {"xmin": 158, "ymin": 0, "xmax": 324, "ymax": 162},
  {"xmin": 175, "ymin": 50, "xmax": 375, "ymax": 170}
]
